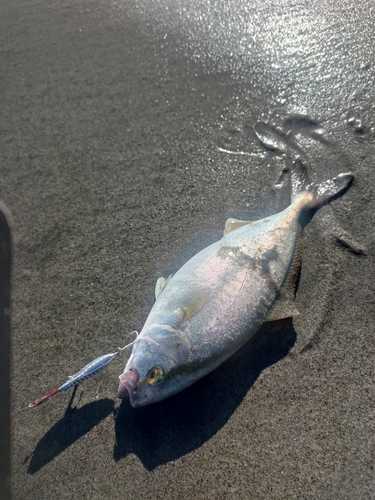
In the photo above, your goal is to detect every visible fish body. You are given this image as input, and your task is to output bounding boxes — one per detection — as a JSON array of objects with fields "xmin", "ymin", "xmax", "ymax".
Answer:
[{"xmin": 118, "ymin": 168, "xmax": 353, "ymax": 407}]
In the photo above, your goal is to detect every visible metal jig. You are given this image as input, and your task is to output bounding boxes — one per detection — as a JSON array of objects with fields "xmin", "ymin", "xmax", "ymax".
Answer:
[{"xmin": 28, "ymin": 331, "xmax": 139, "ymax": 408}]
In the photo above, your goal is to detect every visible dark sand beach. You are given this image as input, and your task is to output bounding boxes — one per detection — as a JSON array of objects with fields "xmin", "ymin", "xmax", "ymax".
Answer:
[{"xmin": 1, "ymin": 0, "xmax": 374, "ymax": 498}]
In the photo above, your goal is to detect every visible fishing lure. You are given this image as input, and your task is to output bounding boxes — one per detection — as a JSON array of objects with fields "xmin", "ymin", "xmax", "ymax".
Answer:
[{"xmin": 28, "ymin": 333, "xmax": 138, "ymax": 408}]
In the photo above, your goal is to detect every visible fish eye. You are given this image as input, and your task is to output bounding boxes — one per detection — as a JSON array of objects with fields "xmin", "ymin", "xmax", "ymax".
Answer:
[{"xmin": 147, "ymin": 366, "xmax": 163, "ymax": 384}]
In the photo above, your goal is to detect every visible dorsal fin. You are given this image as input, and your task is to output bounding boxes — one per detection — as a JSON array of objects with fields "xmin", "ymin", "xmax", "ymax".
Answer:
[
  {"xmin": 265, "ymin": 225, "xmax": 303, "ymax": 322},
  {"xmin": 284, "ymin": 224, "xmax": 303, "ymax": 293},
  {"xmin": 155, "ymin": 274, "xmax": 173, "ymax": 300},
  {"xmin": 224, "ymin": 218, "xmax": 252, "ymax": 236},
  {"xmin": 265, "ymin": 294, "xmax": 299, "ymax": 322}
]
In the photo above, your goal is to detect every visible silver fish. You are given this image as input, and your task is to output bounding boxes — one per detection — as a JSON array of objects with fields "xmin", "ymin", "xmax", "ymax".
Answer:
[{"xmin": 118, "ymin": 164, "xmax": 353, "ymax": 407}]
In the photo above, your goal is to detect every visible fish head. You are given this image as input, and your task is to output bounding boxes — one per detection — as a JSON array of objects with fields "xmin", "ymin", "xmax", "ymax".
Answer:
[{"xmin": 118, "ymin": 323, "xmax": 191, "ymax": 407}]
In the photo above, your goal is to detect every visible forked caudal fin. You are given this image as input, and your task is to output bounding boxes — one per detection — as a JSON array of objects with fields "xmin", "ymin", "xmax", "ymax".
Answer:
[
  {"xmin": 291, "ymin": 158, "xmax": 354, "ymax": 210},
  {"xmin": 264, "ymin": 160, "xmax": 354, "ymax": 323}
]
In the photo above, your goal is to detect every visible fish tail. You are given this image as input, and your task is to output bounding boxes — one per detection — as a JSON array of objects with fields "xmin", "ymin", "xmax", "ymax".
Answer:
[{"xmin": 291, "ymin": 158, "xmax": 354, "ymax": 209}]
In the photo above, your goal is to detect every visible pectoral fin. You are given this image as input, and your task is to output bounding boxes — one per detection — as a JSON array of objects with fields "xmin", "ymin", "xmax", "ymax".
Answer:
[
  {"xmin": 174, "ymin": 289, "xmax": 210, "ymax": 326},
  {"xmin": 155, "ymin": 275, "xmax": 173, "ymax": 300}
]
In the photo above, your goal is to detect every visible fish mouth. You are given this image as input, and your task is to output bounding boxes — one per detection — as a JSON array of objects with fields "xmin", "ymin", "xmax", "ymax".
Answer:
[{"xmin": 117, "ymin": 367, "xmax": 140, "ymax": 400}]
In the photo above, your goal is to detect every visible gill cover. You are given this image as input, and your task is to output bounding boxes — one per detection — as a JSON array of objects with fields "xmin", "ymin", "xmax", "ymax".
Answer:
[{"xmin": 118, "ymin": 324, "xmax": 191, "ymax": 404}]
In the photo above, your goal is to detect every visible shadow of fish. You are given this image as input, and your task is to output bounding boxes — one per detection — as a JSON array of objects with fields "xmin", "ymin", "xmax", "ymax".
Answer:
[{"xmin": 118, "ymin": 162, "xmax": 353, "ymax": 407}]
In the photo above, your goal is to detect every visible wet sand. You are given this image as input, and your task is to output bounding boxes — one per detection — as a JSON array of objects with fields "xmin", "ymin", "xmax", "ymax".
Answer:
[{"xmin": 1, "ymin": 0, "xmax": 374, "ymax": 498}]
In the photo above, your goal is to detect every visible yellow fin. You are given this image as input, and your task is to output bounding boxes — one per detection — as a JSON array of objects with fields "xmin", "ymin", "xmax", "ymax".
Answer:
[
  {"xmin": 155, "ymin": 274, "xmax": 173, "ymax": 300},
  {"xmin": 223, "ymin": 218, "xmax": 252, "ymax": 236}
]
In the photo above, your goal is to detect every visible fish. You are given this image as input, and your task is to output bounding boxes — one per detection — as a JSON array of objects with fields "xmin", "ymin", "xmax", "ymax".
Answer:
[{"xmin": 118, "ymin": 162, "xmax": 353, "ymax": 407}]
